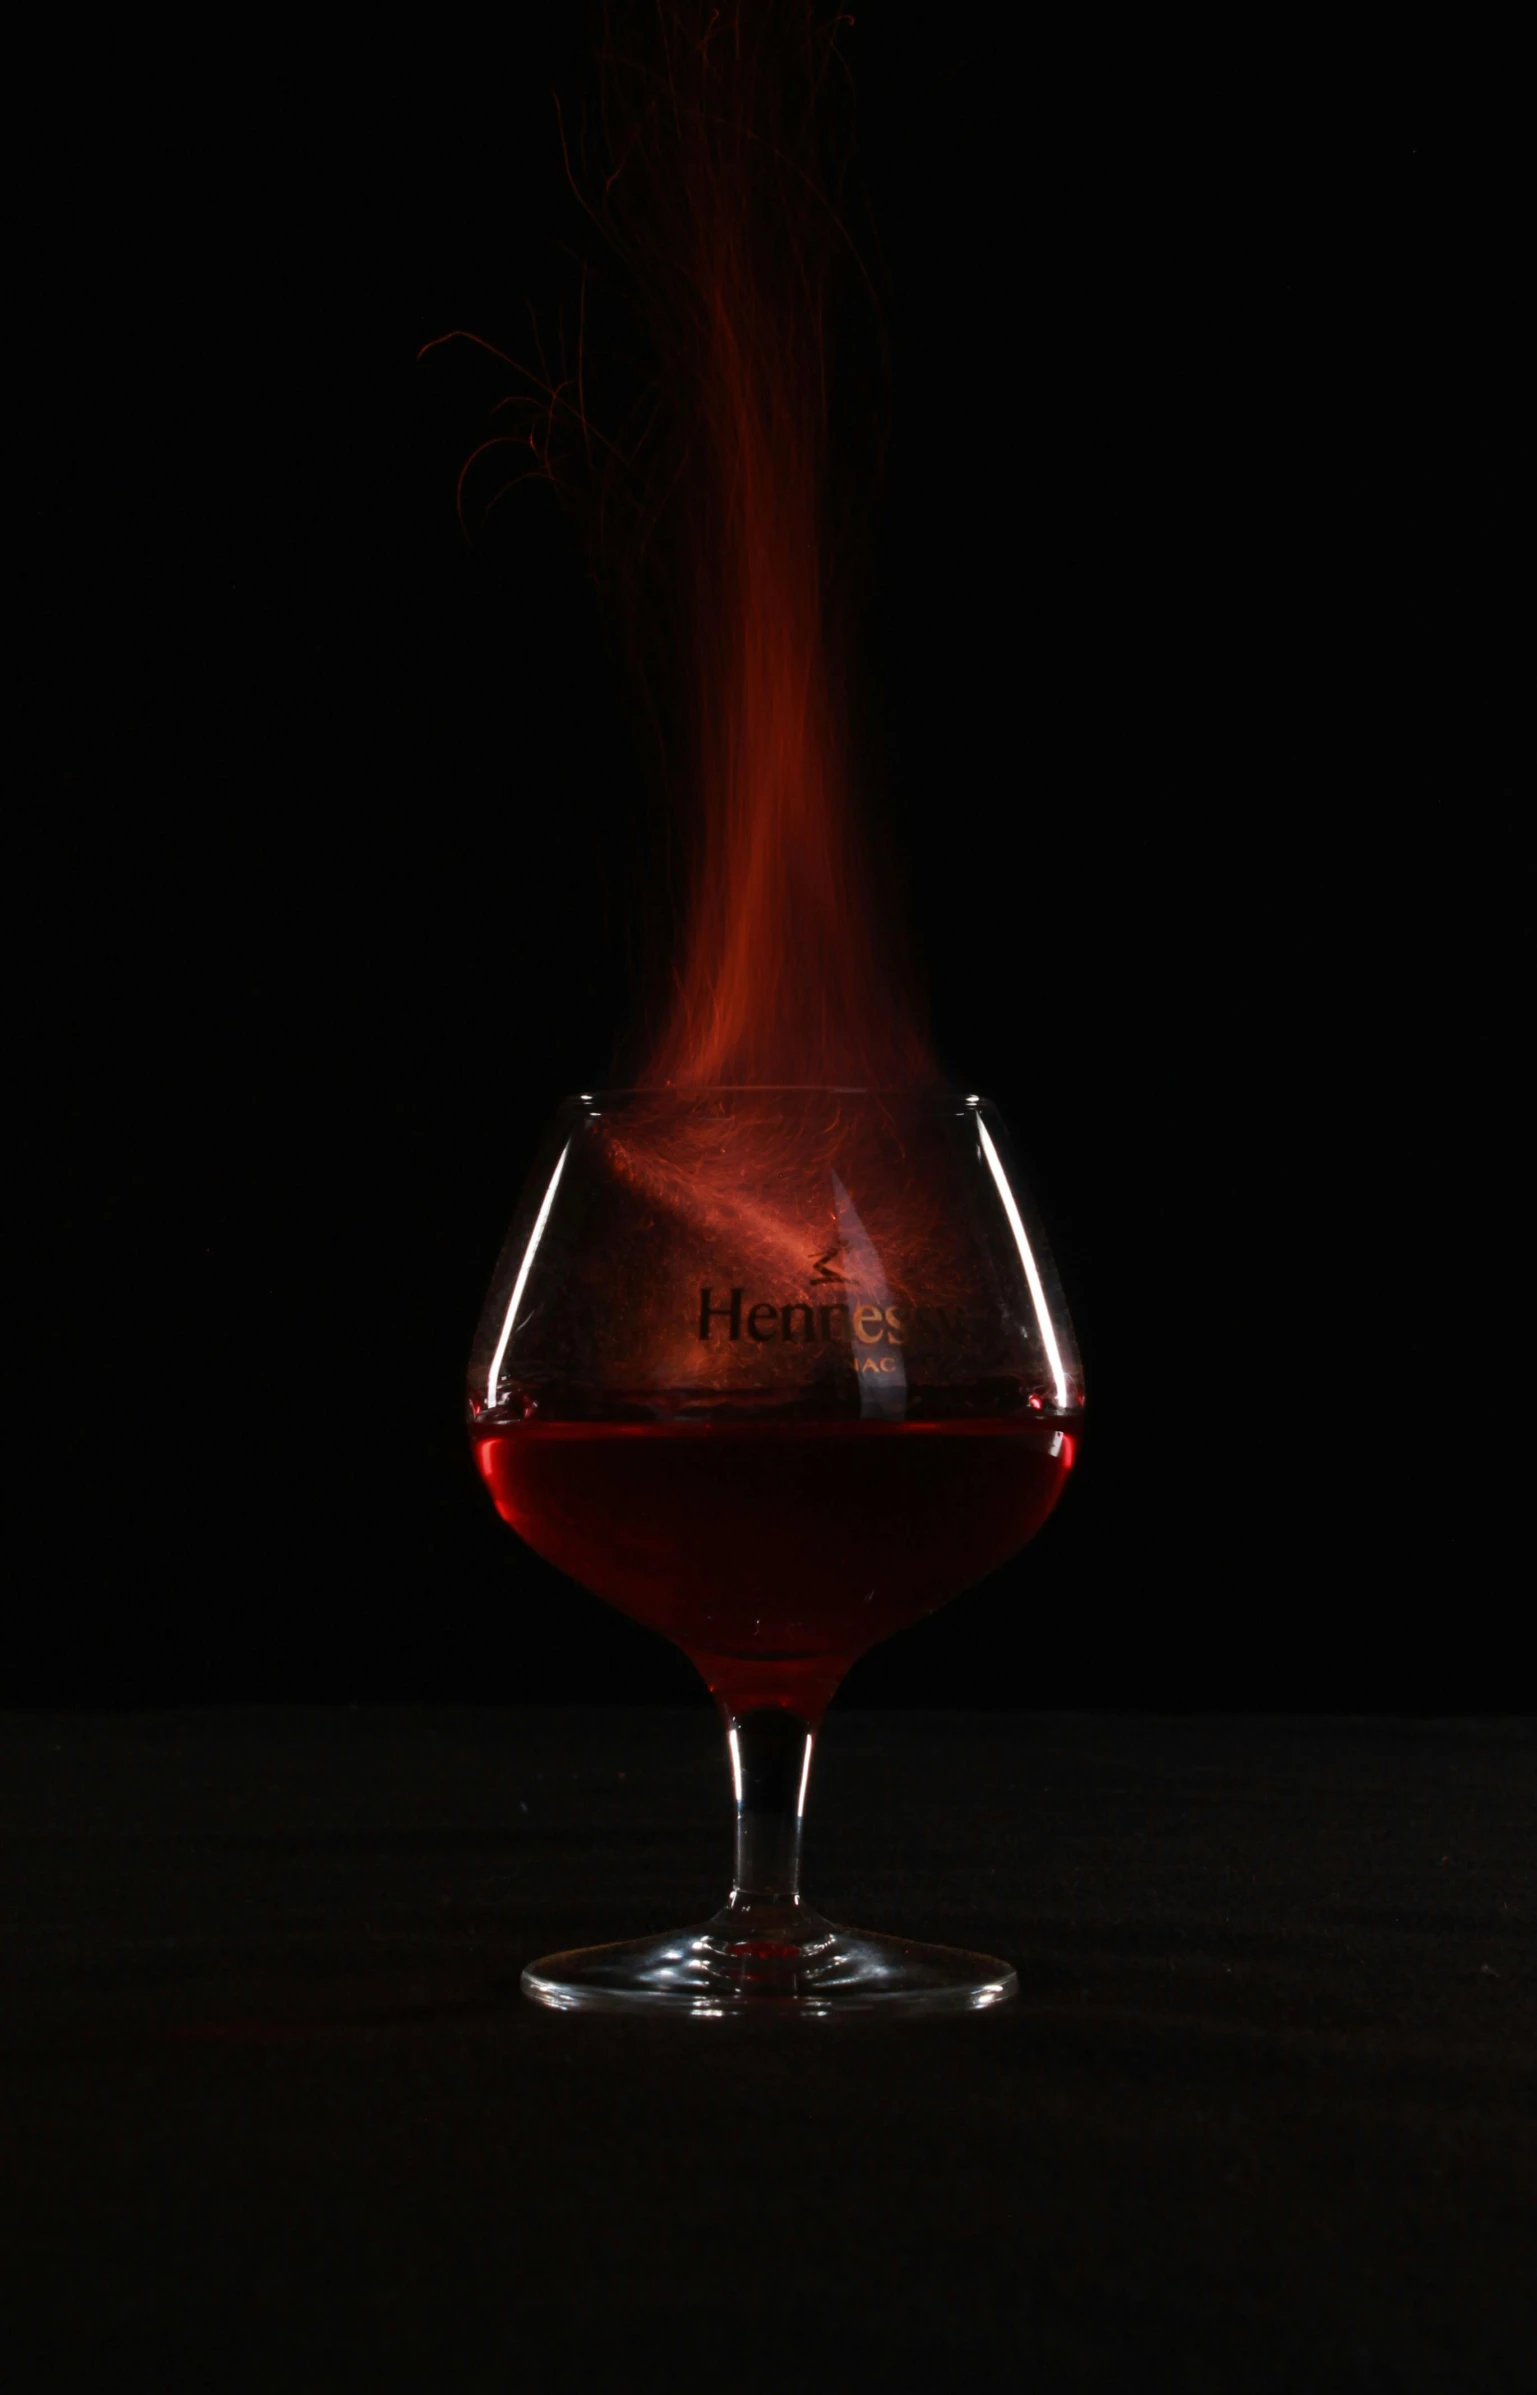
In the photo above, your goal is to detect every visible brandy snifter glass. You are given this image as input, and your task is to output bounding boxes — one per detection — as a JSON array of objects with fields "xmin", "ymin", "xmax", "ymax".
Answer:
[{"xmin": 468, "ymin": 1088, "xmax": 1083, "ymax": 2014}]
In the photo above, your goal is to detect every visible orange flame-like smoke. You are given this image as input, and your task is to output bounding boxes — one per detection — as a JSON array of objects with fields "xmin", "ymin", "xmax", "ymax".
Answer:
[{"xmin": 595, "ymin": 2, "xmax": 934, "ymax": 1092}]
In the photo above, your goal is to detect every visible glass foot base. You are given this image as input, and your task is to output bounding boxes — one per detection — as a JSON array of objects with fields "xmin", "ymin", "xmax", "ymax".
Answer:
[{"xmin": 521, "ymin": 1903, "xmax": 1017, "ymax": 2016}]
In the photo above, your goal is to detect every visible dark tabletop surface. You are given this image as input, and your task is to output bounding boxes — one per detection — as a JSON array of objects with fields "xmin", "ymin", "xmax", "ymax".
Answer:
[{"xmin": 1, "ymin": 1707, "xmax": 1532, "ymax": 2392}]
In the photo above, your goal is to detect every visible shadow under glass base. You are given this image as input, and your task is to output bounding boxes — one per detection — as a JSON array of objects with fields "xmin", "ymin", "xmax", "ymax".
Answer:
[{"xmin": 521, "ymin": 1902, "xmax": 1018, "ymax": 2016}]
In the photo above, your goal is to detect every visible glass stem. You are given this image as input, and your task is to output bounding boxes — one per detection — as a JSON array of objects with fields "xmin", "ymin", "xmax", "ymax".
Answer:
[{"xmin": 726, "ymin": 1708, "xmax": 814, "ymax": 1913}]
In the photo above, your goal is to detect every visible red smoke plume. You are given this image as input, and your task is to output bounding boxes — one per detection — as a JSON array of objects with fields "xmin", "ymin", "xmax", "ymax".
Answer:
[
  {"xmin": 566, "ymin": 8, "xmax": 941, "ymax": 1347},
  {"xmin": 601, "ymin": 3, "xmax": 931, "ymax": 1091},
  {"xmin": 430, "ymin": 5, "xmax": 932, "ymax": 1091}
]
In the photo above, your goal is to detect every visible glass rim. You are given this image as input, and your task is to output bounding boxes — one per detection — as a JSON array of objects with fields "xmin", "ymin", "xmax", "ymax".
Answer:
[{"xmin": 565, "ymin": 1087, "xmax": 989, "ymax": 1110}]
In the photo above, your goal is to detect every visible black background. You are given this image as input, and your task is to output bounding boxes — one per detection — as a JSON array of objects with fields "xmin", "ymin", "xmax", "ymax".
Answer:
[{"xmin": 21, "ymin": 19, "xmax": 1523, "ymax": 1710}]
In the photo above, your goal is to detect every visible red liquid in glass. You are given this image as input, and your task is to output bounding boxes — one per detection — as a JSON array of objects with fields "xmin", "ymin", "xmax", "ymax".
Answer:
[{"xmin": 473, "ymin": 1416, "xmax": 1075, "ymax": 1717}]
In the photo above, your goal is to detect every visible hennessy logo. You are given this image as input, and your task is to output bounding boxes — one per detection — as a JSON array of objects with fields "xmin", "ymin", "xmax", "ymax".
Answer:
[
  {"xmin": 696, "ymin": 1287, "xmax": 964, "ymax": 1350},
  {"xmin": 810, "ymin": 1243, "xmax": 850, "ymax": 1284}
]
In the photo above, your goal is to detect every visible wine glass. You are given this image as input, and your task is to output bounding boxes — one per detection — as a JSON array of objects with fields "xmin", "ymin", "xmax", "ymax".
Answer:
[{"xmin": 468, "ymin": 1088, "xmax": 1083, "ymax": 2013}]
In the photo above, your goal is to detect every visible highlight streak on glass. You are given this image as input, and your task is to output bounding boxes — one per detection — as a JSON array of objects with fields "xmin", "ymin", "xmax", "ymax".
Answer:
[
  {"xmin": 486, "ymin": 1139, "xmax": 573, "ymax": 1407},
  {"xmin": 830, "ymin": 1170, "xmax": 907, "ymax": 1420},
  {"xmin": 975, "ymin": 1115, "xmax": 1070, "ymax": 1411},
  {"xmin": 796, "ymin": 1733, "xmax": 814, "ymax": 1820}
]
